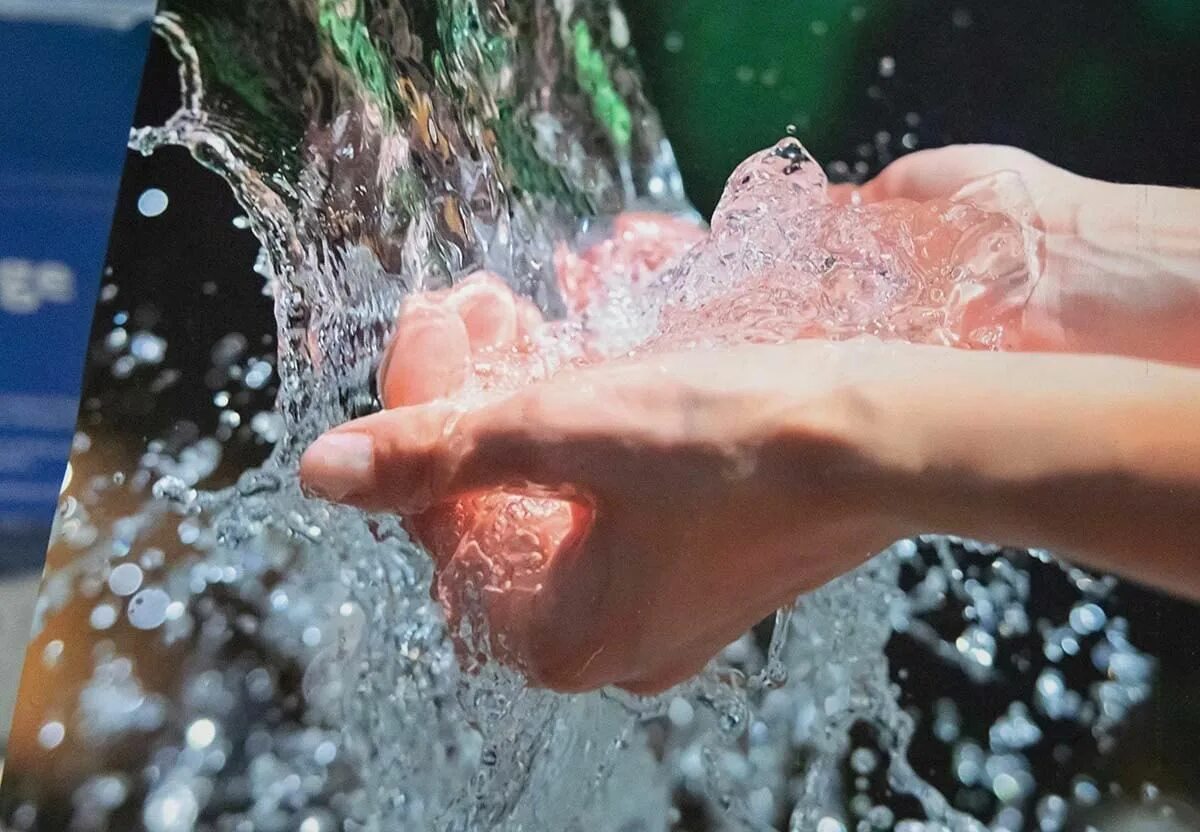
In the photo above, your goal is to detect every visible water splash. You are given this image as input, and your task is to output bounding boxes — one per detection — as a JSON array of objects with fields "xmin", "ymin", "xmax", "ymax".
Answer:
[{"xmin": 2, "ymin": 3, "xmax": 1153, "ymax": 831}]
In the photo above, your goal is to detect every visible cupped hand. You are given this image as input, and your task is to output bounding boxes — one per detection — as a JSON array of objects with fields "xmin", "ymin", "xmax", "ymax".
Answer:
[
  {"xmin": 834, "ymin": 145, "xmax": 1200, "ymax": 366},
  {"xmin": 828, "ymin": 144, "xmax": 1090, "ymax": 234},
  {"xmin": 304, "ymin": 310, "xmax": 909, "ymax": 692}
]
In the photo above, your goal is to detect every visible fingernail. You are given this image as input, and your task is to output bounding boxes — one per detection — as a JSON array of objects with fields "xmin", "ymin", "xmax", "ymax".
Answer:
[{"xmin": 301, "ymin": 433, "xmax": 375, "ymax": 501}]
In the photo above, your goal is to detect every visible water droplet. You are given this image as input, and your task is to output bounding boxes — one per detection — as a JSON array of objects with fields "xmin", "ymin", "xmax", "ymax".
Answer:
[
  {"xmin": 90, "ymin": 603, "xmax": 118, "ymax": 630},
  {"xmin": 137, "ymin": 188, "xmax": 169, "ymax": 218},
  {"xmin": 37, "ymin": 721, "xmax": 65, "ymax": 750},
  {"xmin": 185, "ymin": 718, "xmax": 216, "ymax": 749},
  {"xmin": 108, "ymin": 563, "xmax": 144, "ymax": 597},
  {"xmin": 42, "ymin": 639, "xmax": 64, "ymax": 668},
  {"xmin": 143, "ymin": 782, "xmax": 198, "ymax": 832},
  {"xmin": 128, "ymin": 588, "xmax": 172, "ymax": 630},
  {"xmin": 850, "ymin": 747, "xmax": 878, "ymax": 775},
  {"xmin": 314, "ymin": 740, "xmax": 338, "ymax": 765},
  {"xmin": 667, "ymin": 697, "xmax": 694, "ymax": 727}
]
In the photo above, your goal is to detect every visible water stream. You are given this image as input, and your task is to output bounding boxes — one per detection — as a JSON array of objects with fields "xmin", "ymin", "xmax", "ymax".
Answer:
[{"xmin": 2, "ymin": 3, "xmax": 1156, "ymax": 831}]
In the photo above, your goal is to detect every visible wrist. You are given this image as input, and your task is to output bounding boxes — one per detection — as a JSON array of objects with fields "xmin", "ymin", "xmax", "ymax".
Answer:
[{"xmin": 855, "ymin": 347, "xmax": 1200, "ymax": 561}]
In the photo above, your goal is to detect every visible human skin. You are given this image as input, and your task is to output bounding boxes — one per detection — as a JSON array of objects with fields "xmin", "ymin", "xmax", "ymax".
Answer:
[
  {"xmin": 831, "ymin": 145, "xmax": 1200, "ymax": 365},
  {"xmin": 302, "ymin": 147, "xmax": 1200, "ymax": 693}
]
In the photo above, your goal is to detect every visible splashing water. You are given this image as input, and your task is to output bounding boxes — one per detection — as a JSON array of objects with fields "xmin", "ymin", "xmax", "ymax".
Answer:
[{"xmin": 3, "ymin": 3, "xmax": 1154, "ymax": 832}]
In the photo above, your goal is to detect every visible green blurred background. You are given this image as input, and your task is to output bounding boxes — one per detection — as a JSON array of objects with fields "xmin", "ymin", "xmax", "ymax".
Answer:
[
  {"xmin": 628, "ymin": 0, "xmax": 1200, "ymax": 815},
  {"xmin": 628, "ymin": 0, "xmax": 1200, "ymax": 215}
]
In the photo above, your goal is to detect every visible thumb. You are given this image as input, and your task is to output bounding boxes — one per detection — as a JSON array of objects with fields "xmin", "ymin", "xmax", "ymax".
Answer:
[{"xmin": 299, "ymin": 387, "xmax": 611, "ymax": 514}]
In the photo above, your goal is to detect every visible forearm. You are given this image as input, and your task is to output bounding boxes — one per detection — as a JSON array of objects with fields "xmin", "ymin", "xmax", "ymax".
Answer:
[
  {"xmin": 1025, "ymin": 181, "xmax": 1200, "ymax": 366},
  {"xmin": 856, "ymin": 345, "xmax": 1200, "ymax": 598}
]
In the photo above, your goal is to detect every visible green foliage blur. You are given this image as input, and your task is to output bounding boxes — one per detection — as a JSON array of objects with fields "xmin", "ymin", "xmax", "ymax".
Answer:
[{"xmin": 628, "ymin": 0, "xmax": 1200, "ymax": 216}]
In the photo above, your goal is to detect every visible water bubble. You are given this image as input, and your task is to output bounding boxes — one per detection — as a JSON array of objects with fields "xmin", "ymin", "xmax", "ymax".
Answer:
[
  {"xmin": 90, "ymin": 604, "xmax": 118, "ymax": 630},
  {"xmin": 850, "ymin": 747, "xmax": 878, "ymax": 775},
  {"xmin": 933, "ymin": 697, "xmax": 961, "ymax": 742},
  {"xmin": 140, "ymin": 548, "xmax": 166, "ymax": 571},
  {"xmin": 127, "ymin": 588, "xmax": 172, "ymax": 630},
  {"xmin": 37, "ymin": 720, "xmax": 66, "ymax": 750},
  {"xmin": 130, "ymin": 332, "xmax": 167, "ymax": 364},
  {"xmin": 42, "ymin": 639, "xmax": 64, "ymax": 668},
  {"xmin": 878, "ymin": 56, "xmax": 896, "ymax": 78},
  {"xmin": 993, "ymin": 772, "xmax": 1022, "ymax": 803},
  {"xmin": 955, "ymin": 626, "xmax": 996, "ymax": 668},
  {"xmin": 1036, "ymin": 794, "xmax": 1067, "ymax": 831},
  {"xmin": 663, "ymin": 31, "xmax": 684, "ymax": 53},
  {"xmin": 112, "ymin": 355, "xmax": 136, "ymax": 378},
  {"xmin": 137, "ymin": 188, "xmax": 169, "ymax": 218},
  {"xmin": 314, "ymin": 740, "xmax": 338, "ymax": 766},
  {"xmin": 108, "ymin": 563, "xmax": 145, "ymax": 597},
  {"xmin": 250, "ymin": 411, "xmax": 283, "ymax": 443},
  {"xmin": 185, "ymin": 718, "xmax": 217, "ymax": 749},
  {"xmin": 866, "ymin": 805, "xmax": 894, "ymax": 828},
  {"xmin": 667, "ymin": 697, "xmax": 695, "ymax": 727},
  {"xmin": 210, "ymin": 333, "xmax": 247, "ymax": 367},
  {"xmin": 989, "ymin": 702, "xmax": 1042, "ymax": 751},
  {"xmin": 1068, "ymin": 603, "xmax": 1106, "ymax": 635},
  {"xmin": 243, "ymin": 359, "xmax": 273, "ymax": 389},
  {"xmin": 143, "ymin": 782, "xmax": 198, "ymax": 832}
]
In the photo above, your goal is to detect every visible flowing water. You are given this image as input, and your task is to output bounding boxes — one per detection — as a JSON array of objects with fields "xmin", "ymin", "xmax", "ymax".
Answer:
[{"xmin": 2, "ymin": 2, "xmax": 1157, "ymax": 831}]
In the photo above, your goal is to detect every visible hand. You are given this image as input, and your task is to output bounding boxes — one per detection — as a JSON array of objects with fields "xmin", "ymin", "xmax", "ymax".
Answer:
[
  {"xmin": 303, "ymin": 277, "xmax": 1200, "ymax": 690},
  {"xmin": 304, "ymin": 329, "xmax": 909, "ymax": 693},
  {"xmin": 306, "ymin": 213, "xmax": 722, "ymax": 693},
  {"xmin": 836, "ymin": 145, "xmax": 1200, "ymax": 366},
  {"xmin": 828, "ymin": 144, "xmax": 1089, "ymax": 234}
]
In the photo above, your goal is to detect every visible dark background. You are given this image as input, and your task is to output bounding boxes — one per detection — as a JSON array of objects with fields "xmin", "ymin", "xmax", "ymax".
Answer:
[
  {"xmin": 36, "ymin": 0, "xmax": 1200, "ymax": 825},
  {"xmin": 631, "ymin": 0, "xmax": 1200, "ymax": 212}
]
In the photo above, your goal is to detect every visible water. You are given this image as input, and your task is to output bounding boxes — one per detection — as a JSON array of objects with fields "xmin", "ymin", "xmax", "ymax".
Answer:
[{"xmin": 2, "ymin": 2, "xmax": 1155, "ymax": 830}]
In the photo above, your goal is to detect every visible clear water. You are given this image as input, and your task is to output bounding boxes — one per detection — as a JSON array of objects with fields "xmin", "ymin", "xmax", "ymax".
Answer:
[{"xmin": 4, "ymin": 2, "xmax": 1155, "ymax": 831}]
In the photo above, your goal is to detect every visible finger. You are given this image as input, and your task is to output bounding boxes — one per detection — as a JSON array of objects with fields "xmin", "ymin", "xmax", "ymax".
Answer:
[
  {"xmin": 515, "ymin": 296, "xmax": 545, "ymax": 341},
  {"xmin": 616, "ymin": 653, "xmax": 709, "ymax": 696},
  {"xmin": 300, "ymin": 384, "xmax": 621, "ymax": 514},
  {"xmin": 515, "ymin": 510, "xmax": 628, "ymax": 692},
  {"xmin": 826, "ymin": 183, "xmax": 861, "ymax": 206},
  {"xmin": 379, "ymin": 299, "xmax": 472, "ymax": 408},
  {"xmin": 410, "ymin": 503, "xmax": 467, "ymax": 570},
  {"xmin": 447, "ymin": 271, "xmax": 520, "ymax": 353},
  {"xmin": 856, "ymin": 144, "xmax": 1029, "ymax": 204}
]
